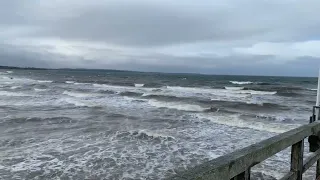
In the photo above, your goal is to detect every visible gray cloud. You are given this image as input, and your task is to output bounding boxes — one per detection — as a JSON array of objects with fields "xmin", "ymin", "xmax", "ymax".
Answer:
[{"xmin": 0, "ymin": 0, "xmax": 320, "ymax": 76}]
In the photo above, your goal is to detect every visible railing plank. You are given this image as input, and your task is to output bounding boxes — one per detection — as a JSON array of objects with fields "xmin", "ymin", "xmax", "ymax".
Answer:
[
  {"xmin": 168, "ymin": 121, "xmax": 320, "ymax": 180},
  {"xmin": 290, "ymin": 140, "xmax": 304, "ymax": 180},
  {"xmin": 302, "ymin": 148, "xmax": 320, "ymax": 173}
]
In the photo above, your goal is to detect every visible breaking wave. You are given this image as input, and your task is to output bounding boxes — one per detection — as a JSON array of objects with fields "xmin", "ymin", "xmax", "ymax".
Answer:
[
  {"xmin": 134, "ymin": 84, "xmax": 144, "ymax": 87},
  {"xmin": 225, "ymin": 87, "xmax": 244, "ymax": 90},
  {"xmin": 148, "ymin": 100, "xmax": 207, "ymax": 112},
  {"xmin": 38, "ymin": 80, "xmax": 53, "ymax": 83},
  {"xmin": 230, "ymin": 81, "xmax": 253, "ymax": 85}
]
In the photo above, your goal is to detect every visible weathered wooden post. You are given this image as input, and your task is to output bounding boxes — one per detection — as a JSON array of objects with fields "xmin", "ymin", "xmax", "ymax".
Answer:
[{"xmin": 291, "ymin": 140, "xmax": 304, "ymax": 180}]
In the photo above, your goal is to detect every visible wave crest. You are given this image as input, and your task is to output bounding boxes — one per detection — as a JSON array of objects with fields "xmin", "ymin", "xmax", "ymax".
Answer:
[{"xmin": 230, "ymin": 81, "xmax": 253, "ymax": 85}]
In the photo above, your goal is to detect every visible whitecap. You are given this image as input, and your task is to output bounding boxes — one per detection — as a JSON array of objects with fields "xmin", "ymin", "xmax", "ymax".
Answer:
[
  {"xmin": 6, "ymin": 71, "xmax": 13, "ymax": 74},
  {"xmin": 65, "ymin": 81, "xmax": 75, "ymax": 84},
  {"xmin": 10, "ymin": 86, "xmax": 20, "ymax": 90},
  {"xmin": 197, "ymin": 114, "xmax": 299, "ymax": 133},
  {"xmin": 62, "ymin": 91, "xmax": 91, "ymax": 98},
  {"xmin": 225, "ymin": 87, "xmax": 244, "ymax": 90},
  {"xmin": 74, "ymin": 82, "xmax": 90, "ymax": 85},
  {"xmin": 57, "ymin": 97, "xmax": 88, "ymax": 107},
  {"xmin": 230, "ymin": 81, "xmax": 253, "ymax": 85},
  {"xmin": 0, "ymin": 91, "xmax": 31, "ymax": 97},
  {"xmin": 38, "ymin": 80, "xmax": 53, "ymax": 83},
  {"xmin": 135, "ymin": 84, "xmax": 144, "ymax": 88},
  {"xmin": 34, "ymin": 88, "xmax": 47, "ymax": 92},
  {"xmin": 130, "ymin": 129, "xmax": 175, "ymax": 140},
  {"xmin": 237, "ymin": 90, "xmax": 277, "ymax": 95},
  {"xmin": 148, "ymin": 99, "xmax": 206, "ymax": 112}
]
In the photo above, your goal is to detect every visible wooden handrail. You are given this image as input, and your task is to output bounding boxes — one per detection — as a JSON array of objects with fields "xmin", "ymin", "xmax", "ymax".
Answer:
[{"xmin": 168, "ymin": 121, "xmax": 320, "ymax": 180}]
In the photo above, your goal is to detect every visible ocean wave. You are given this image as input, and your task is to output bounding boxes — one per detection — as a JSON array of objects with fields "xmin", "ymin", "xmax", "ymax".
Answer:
[
  {"xmin": 230, "ymin": 81, "xmax": 253, "ymax": 85},
  {"xmin": 134, "ymin": 83, "xmax": 144, "ymax": 87},
  {"xmin": 2, "ymin": 117, "xmax": 74, "ymax": 125},
  {"xmin": 97, "ymin": 90, "xmax": 115, "ymax": 94},
  {"xmin": 119, "ymin": 91, "xmax": 143, "ymax": 97},
  {"xmin": 38, "ymin": 80, "xmax": 53, "ymax": 83},
  {"xmin": 245, "ymin": 86, "xmax": 304, "ymax": 92},
  {"xmin": 208, "ymin": 100, "xmax": 289, "ymax": 111},
  {"xmin": 65, "ymin": 81, "xmax": 75, "ymax": 84},
  {"xmin": 197, "ymin": 114, "xmax": 299, "ymax": 133},
  {"xmin": 276, "ymin": 91, "xmax": 302, "ymax": 97},
  {"xmin": 62, "ymin": 91, "xmax": 92, "ymax": 98},
  {"xmin": 240, "ymin": 114, "xmax": 294, "ymax": 123},
  {"xmin": 309, "ymin": 88, "xmax": 317, "ymax": 91},
  {"xmin": 255, "ymin": 82, "xmax": 274, "ymax": 85},
  {"xmin": 166, "ymin": 86, "xmax": 215, "ymax": 94},
  {"xmin": 225, "ymin": 87, "xmax": 244, "ymax": 90},
  {"xmin": 142, "ymin": 94, "xmax": 186, "ymax": 101},
  {"xmin": 10, "ymin": 86, "xmax": 21, "ymax": 90},
  {"xmin": 74, "ymin": 82, "xmax": 91, "ymax": 85},
  {"xmin": 6, "ymin": 71, "xmax": 13, "ymax": 74},
  {"xmin": 34, "ymin": 88, "xmax": 47, "ymax": 92},
  {"xmin": 130, "ymin": 130, "xmax": 175, "ymax": 141},
  {"xmin": 93, "ymin": 83, "xmax": 125, "ymax": 89},
  {"xmin": 148, "ymin": 100, "xmax": 206, "ymax": 112},
  {"xmin": 143, "ymin": 83, "xmax": 164, "ymax": 88},
  {"xmin": 0, "ymin": 91, "xmax": 32, "ymax": 97},
  {"xmin": 237, "ymin": 90, "xmax": 277, "ymax": 95},
  {"xmin": 57, "ymin": 97, "xmax": 88, "ymax": 107},
  {"xmin": 166, "ymin": 86, "xmax": 276, "ymax": 97},
  {"xmin": 111, "ymin": 82, "xmax": 135, "ymax": 87}
]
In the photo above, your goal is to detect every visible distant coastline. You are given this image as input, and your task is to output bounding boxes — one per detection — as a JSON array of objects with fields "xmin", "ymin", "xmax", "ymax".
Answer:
[{"xmin": 0, "ymin": 66, "xmax": 48, "ymax": 70}]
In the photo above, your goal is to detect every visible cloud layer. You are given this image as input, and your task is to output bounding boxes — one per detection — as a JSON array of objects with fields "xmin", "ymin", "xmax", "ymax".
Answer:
[{"xmin": 1, "ymin": 0, "xmax": 320, "ymax": 76}]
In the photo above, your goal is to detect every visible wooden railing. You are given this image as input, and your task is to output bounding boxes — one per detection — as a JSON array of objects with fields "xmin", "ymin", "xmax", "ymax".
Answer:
[{"xmin": 168, "ymin": 120, "xmax": 320, "ymax": 180}]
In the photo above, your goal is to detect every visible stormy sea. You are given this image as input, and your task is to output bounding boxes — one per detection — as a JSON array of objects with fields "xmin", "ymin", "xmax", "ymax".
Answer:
[{"xmin": 0, "ymin": 69, "xmax": 318, "ymax": 180}]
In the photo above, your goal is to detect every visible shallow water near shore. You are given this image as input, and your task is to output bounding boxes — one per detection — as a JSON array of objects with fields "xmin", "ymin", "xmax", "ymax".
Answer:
[{"xmin": 0, "ymin": 69, "xmax": 318, "ymax": 179}]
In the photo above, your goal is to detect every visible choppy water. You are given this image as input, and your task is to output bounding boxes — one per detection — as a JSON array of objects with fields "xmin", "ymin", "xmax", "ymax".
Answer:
[{"xmin": 0, "ymin": 69, "xmax": 318, "ymax": 180}]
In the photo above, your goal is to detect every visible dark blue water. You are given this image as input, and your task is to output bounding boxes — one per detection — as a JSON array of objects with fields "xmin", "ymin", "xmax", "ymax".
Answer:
[{"xmin": 0, "ymin": 69, "xmax": 318, "ymax": 179}]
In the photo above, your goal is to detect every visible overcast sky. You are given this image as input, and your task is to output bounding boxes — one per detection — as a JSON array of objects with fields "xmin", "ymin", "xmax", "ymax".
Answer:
[{"xmin": 1, "ymin": 0, "xmax": 320, "ymax": 76}]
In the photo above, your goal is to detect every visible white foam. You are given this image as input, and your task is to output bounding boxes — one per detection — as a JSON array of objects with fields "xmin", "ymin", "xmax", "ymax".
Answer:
[
  {"xmin": 0, "ymin": 76, "xmax": 36, "ymax": 84},
  {"xmin": 225, "ymin": 87, "xmax": 244, "ymax": 90},
  {"xmin": 166, "ymin": 86, "xmax": 215, "ymax": 94},
  {"xmin": 0, "ymin": 91, "xmax": 31, "ymax": 97},
  {"xmin": 1, "ymin": 76, "xmax": 10, "ymax": 80},
  {"xmin": 57, "ymin": 97, "xmax": 87, "ymax": 107},
  {"xmin": 238, "ymin": 90, "xmax": 277, "ymax": 95},
  {"xmin": 38, "ymin": 80, "xmax": 53, "ymax": 83},
  {"xmin": 65, "ymin": 81, "xmax": 75, "ymax": 84},
  {"xmin": 74, "ymin": 82, "xmax": 90, "ymax": 85},
  {"xmin": 34, "ymin": 88, "xmax": 47, "ymax": 92},
  {"xmin": 10, "ymin": 86, "xmax": 20, "ymax": 89},
  {"xmin": 230, "ymin": 81, "xmax": 253, "ymax": 85},
  {"xmin": 6, "ymin": 71, "xmax": 13, "ymax": 74},
  {"xmin": 93, "ymin": 83, "xmax": 115, "ymax": 88},
  {"xmin": 197, "ymin": 114, "xmax": 299, "ymax": 133},
  {"xmin": 62, "ymin": 91, "xmax": 91, "ymax": 98},
  {"xmin": 148, "ymin": 99, "xmax": 206, "ymax": 112},
  {"xmin": 130, "ymin": 129, "xmax": 175, "ymax": 140},
  {"xmin": 135, "ymin": 84, "xmax": 144, "ymax": 88},
  {"xmin": 310, "ymin": 88, "xmax": 317, "ymax": 91}
]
